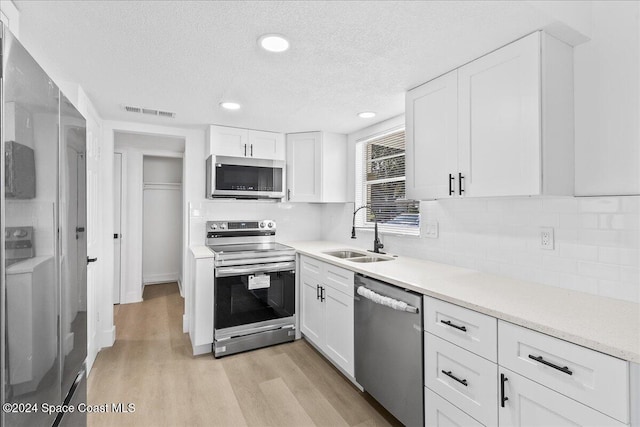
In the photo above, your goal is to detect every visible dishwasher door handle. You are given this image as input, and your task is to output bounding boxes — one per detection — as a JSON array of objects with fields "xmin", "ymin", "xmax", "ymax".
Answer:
[{"xmin": 356, "ymin": 286, "xmax": 419, "ymax": 313}]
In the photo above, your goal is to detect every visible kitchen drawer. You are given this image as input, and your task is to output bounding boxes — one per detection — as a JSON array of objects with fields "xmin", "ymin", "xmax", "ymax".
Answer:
[
  {"xmin": 425, "ymin": 333, "xmax": 498, "ymax": 426},
  {"xmin": 323, "ymin": 263, "xmax": 354, "ymax": 297},
  {"xmin": 498, "ymin": 320, "xmax": 629, "ymax": 424},
  {"xmin": 299, "ymin": 255, "xmax": 322, "ymax": 279},
  {"xmin": 425, "ymin": 387, "xmax": 484, "ymax": 427},
  {"xmin": 425, "ymin": 296, "xmax": 497, "ymax": 361}
]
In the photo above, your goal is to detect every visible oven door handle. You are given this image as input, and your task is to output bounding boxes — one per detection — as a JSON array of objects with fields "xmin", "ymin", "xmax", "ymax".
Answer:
[{"xmin": 215, "ymin": 261, "xmax": 296, "ymax": 277}]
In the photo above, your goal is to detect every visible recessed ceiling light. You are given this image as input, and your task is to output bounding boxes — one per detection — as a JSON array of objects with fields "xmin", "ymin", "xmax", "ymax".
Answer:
[
  {"xmin": 358, "ymin": 111, "xmax": 376, "ymax": 119},
  {"xmin": 258, "ymin": 34, "xmax": 290, "ymax": 53},
  {"xmin": 220, "ymin": 102, "xmax": 241, "ymax": 110}
]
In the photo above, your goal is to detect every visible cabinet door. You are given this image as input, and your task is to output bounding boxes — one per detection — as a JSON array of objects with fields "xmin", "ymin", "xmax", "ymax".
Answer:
[
  {"xmin": 406, "ymin": 70, "xmax": 458, "ymax": 200},
  {"xmin": 286, "ymin": 132, "xmax": 321, "ymax": 202},
  {"xmin": 458, "ymin": 32, "xmax": 541, "ymax": 197},
  {"xmin": 499, "ymin": 368, "xmax": 626, "ymax": 427},
  {"xmin": 299, "ymin": 272, "xmax": 323, "ymax": 345},
  {"xmin": 248, "ymin": 130, "xmax": 285, "ymax": 160},
  {"xmin": 209, "ymin": 125, "xmax": 249, "ymax": 157},
  {"xmin": 323, "ymin": 287, "xmax": 354, "ymax": 376}
]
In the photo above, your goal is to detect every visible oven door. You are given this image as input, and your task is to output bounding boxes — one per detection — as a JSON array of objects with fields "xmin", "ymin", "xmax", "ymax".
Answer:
[{"xmin": 214, "ymin": 261, "xmax": 295, "ymax": 339}]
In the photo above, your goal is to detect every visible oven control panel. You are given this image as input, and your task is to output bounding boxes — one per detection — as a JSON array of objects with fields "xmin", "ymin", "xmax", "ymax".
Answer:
[{"xmin": 206, "ymin": 220, "xmax": 276, "ymax": 233}]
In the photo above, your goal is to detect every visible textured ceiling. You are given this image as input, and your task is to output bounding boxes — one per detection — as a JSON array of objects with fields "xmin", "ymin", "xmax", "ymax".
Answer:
[{"xmin": 14, "ymin": 1, "xmax": 555, "ymax": 134}]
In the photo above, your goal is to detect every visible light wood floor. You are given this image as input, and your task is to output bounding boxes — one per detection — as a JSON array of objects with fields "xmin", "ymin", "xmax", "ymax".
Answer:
[{"xmin": 88, "ymin": 283, "xmax": 401, "ymax": 427}]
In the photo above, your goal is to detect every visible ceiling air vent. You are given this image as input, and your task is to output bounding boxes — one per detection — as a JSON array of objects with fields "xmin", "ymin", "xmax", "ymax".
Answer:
[{"xmin": 123, "ymin": 105, "xmax": 175, "ymax": 119}]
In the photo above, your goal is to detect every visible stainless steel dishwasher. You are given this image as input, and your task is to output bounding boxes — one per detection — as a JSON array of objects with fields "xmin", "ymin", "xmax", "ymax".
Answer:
[{"xmin": 354, "ymin": 274, "xmax": 423, "ymax": 427}]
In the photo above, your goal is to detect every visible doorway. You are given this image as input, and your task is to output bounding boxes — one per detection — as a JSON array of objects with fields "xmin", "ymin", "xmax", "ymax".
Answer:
[
  {"xmin": 112, "ymin": 131, "xmax": 185, "ymax": 305},
  {"xmin": 142, "ymin": 156, "xmax": 183, "ymax": 286}
]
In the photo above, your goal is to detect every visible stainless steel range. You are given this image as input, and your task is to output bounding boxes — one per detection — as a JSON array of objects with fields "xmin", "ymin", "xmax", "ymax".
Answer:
[{"xmin": 206, "ymin": 219, "xmax": 296, "ymax": 357}]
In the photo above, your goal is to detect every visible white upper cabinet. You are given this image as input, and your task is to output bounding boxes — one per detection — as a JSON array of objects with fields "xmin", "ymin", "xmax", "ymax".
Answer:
[
  {"xmin": 406, "ymin": 70, "xmax": 458, "ymax": 200},
  {"xmin": 406, "ymin": 31, "xmax": 574, "ymax": 199},
  {"xmin": 207, "ymin": 125, "xmax": 285, "ymax": 160},
  {"xmin": 458, "ymin": 33, "xmax": 541, "ymax": 197},
  {"xmin": 286, "ymin": 131, "xmax": 348, "ymax": 203},
  {"xmin": 248, "ymin": 130, "xmax": 285, "ymax": 160}
]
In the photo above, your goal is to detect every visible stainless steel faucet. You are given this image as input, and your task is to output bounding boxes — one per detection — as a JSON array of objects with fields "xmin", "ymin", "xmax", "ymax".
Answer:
[{"xmin": 351, "ymin": 205, "xmax": 384, "ymax": 254}]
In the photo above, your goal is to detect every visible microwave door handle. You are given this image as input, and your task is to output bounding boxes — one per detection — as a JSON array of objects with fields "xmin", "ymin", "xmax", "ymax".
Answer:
[{"xmin": 215, "ymin": 262, "xmax": 296, "ymax": 277}]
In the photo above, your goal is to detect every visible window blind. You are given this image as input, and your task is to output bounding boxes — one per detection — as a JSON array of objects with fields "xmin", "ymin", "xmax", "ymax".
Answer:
[{"xmin": 355, "ymin": 128, "xmax": 419, "ymax": 234}]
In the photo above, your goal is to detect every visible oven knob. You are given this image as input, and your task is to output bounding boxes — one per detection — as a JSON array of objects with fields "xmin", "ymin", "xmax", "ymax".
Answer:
[
  {"xmin": 211, "ymin": 224, "xmax": 218, "ymax": 230},
  {"xmin": 220, "ymin": 223, "xmax": 227, "ymax": 230},
  {"xmin": 268, "ymin": 222, "xmax": 274, "ymax": 228},
  {"xmin": 259, "ymin": 222, "xmax": 265, "ymax": 228}
]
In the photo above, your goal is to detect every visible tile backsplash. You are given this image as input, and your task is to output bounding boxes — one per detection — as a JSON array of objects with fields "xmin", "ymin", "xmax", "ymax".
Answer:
[
  {"xmin": 188, "ymin": 199, "xmax": 324, "ymax": 246},
  {"xmin": 321, "ymin": 196, "xmax": 640, "ymax": 303}
]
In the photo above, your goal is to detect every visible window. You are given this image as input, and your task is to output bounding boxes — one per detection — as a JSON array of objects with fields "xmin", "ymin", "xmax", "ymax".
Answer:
[{"xmin": 355, "ymin": 127, "xmax": 419, "ymax": 235}]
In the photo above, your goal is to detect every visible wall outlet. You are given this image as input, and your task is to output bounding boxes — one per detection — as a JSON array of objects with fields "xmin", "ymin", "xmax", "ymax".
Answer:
[
  {"xmin": 424, "ymin": 220, "xmax": 439, "ymax": 239},
  {"xmin": 540, "ymin": 227, "xmax": 554, "ymax": 250}
]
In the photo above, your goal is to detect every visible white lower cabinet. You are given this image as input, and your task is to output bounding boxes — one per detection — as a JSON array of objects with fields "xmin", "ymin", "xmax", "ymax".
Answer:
[
  {"xmin": 187, "ymin": 250, "xmax": 214, "ymax": 355},
  {"xmin": 498, "ymin": 367, "xmax": 626, "ymax": 427},
  {"xmin": 498, "ymin": 321, "xmax": 629, "ymax": 423},
  {"xmin": 299, "ymin": 255, "xmax": 354, "ymax": 376},
  {"xmin": 425, "ymin": 333, "xmax": 498, "ymax": 426},
  {"xmin": 423, "ymin": 296, "xmax": 633, "ymax": 427},
  {"xmin": 425, "ymin": 387, "xmax": 484, "ymax": 427}
]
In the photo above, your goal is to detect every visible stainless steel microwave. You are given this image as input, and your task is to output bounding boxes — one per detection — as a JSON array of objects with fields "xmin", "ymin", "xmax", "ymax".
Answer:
[{"xmin": 206, "ymin": 155, "xmax": 285, "ymax": 199}]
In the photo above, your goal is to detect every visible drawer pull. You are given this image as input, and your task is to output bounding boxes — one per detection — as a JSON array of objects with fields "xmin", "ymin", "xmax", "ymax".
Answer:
[
  {"xmin": 528, "ymin": 354, "xmax": 573, "ymax": 376},
  {"xmin": 441, "ymin": 370, "xmax": 468, "ymax": 386},
  {"xmin": 500, "ymin": 373, "xmax": 508, "ymax": 407},
  {"xmin": 441, "ymin": 319, "xmax": 467, "ymax": 332}
]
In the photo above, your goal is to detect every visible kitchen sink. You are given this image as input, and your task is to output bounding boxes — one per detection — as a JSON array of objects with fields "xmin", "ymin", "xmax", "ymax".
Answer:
[
  {"xmin": 348, "ymin": 256, "xmax": 393, "ymax": 263},
  {"xmin": 323, "ymin": 250, "xmax": 368, "ymax": 259}
]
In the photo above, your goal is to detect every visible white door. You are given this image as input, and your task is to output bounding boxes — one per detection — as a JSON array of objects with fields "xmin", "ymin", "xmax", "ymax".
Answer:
[
  {"xmin": 113, "ymin": 153, "xmax": 122, "ymax": 304},
  {"xmin": 498, "ymin": 368, "xmax": 625, "ymax": 427},
  {"xmin": 286, "ymin": 132, "xmax": 321, "ymax": 202},
  {"xmin": 406, "ymin": 69, "xmax": 458, "ymax": 200},
  {"xmin": 458, "ymin": 32, "xmax": 541, "ymax": 197}
]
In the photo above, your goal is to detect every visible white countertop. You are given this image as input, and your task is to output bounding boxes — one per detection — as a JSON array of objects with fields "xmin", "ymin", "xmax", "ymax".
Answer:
[
  {"xmin": 287, "ymin": 240, "xmax": 640, "ymax": 364},
  {"xmin": 190, "ymin": 245, "xmax": 214, "ymax": 259}
]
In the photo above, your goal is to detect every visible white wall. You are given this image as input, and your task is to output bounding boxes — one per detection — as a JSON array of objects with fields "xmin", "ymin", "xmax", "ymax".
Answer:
[
  {"xmin": 574, "ymin": 1, "xmax": 640, "ymax": 195},
  {"xmin": 142, "ymin": 156, "xmax": 182, "ymax": 285}
]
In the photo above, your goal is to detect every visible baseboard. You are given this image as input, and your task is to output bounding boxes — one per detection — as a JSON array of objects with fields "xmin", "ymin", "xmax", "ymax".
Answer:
[
  {"xmin": 143, "ymin": 272, "xmax": 179, "ymax": 284},
  {"xmin": 183, "ymin": 314, "xmax": 188, "ymax": 333},
  {"xmin": 98, "ymin": 325, "xmax": 116, "ymax": 349}
]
